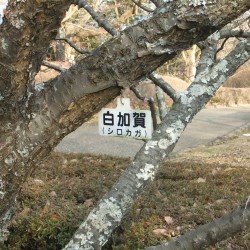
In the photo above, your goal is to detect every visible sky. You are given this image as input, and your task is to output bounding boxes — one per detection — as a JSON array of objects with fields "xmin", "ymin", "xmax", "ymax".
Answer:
[{"xmin": 0, "ymin": 0, "xmax": 7, "ymax": 24}]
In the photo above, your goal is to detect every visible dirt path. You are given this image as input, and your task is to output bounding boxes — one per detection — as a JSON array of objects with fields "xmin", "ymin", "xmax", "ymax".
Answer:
[{"xmin": 55, "ymin": 106, "xmax": 250, "ymax": 158}]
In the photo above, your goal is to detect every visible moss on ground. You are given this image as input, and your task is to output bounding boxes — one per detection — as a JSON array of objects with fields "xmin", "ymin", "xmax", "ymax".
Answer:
[{"xmin": 4, "ymin": 128, "xmax": 250, "ymax": 249}]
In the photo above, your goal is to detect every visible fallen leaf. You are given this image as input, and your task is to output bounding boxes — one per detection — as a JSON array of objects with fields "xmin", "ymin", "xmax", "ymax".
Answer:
[
  {"xmin": 164, "ymin": 216, "xmax": 174, "ymax": 225},
  {"xmin": 196, "ymin": 177, "xmax": 206, "ymax": 183},
  {"xmin": 83, "ymin": 198, "xmax": 93, "ymax": 208},
  {"xmin": 153, "ymin": 228, "xmax": 169, "ymax": 237},
  {"xmin": 33, "ymin": 179, "xmax": 45, "ymax": 186},
  {"xmin": 49, "ymin": 191, "xmax": 57, "ymax": 198},
  {"xmin": 49, "ymin": 214, "xmax": 61, "ymax": 221}
]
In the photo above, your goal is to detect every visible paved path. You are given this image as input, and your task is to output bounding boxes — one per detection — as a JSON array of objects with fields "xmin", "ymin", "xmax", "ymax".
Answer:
[{"xmin": 55, "ymin": 106, "xmax": 250, "ymax": 158}]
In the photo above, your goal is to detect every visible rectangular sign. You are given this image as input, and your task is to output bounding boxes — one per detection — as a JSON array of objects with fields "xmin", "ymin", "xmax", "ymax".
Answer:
[{"xmin": 99, "ymin": 106, "xmax": 152, "ymax": 140}]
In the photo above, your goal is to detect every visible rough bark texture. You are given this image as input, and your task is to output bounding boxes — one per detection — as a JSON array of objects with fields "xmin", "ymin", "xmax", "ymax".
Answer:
[
  {"xmin": 146, "ymin": 198, "xmax": 250, "ymax": 250},
  {"xmin": 0, "ymin": 0, "xmax": 71, "ymax": 101},
  {"xmin": 0, "ymin": 0, "xmax": 249, "ymax": 246},
  {"xmin": 63, "ymin": 37, "xmax": 250, "ymax": 249}
]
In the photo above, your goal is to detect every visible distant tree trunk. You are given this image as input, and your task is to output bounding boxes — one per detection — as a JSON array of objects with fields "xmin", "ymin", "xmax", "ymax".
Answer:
[{"xmin": 182, "ymin": 45, "xmax": 198, "ymax": 83}]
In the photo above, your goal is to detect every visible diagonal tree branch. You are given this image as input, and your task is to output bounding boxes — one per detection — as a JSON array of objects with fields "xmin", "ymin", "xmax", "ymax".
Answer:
[
  {"xmin": 41, "ymin": 62, "xmax": 66, "ymax": 73},
  {"xmin": 55, "ymin": 38, "xmax": 92, "ymax": 55},
  {"xmin": 146, "ymin": 197, "xmax": 250, "ymax": 250},
  {"xmin": 130, "ymin": 86, "xmax": 158, "ymax": 129},
  {"xmin": 74, "ymin": 0, "xmax": 117, "ymax": 36},
  {"xmin": 148, "ymin": 73, "xmax": 179, "ymax": 103},
  {"xmin": 216, "ymin": 38, "xmax": 229, "ymax": 60}
]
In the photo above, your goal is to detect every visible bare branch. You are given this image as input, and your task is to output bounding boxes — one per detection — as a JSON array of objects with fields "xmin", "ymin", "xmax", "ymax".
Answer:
[
  {"xmin": 222, "ymin": 10, "xmax": 250, "ymax": 31},
  {"xmin": 147, "ymin": 97, "xmax": 158, "ymax": 130},
  {"xmin": 41, "ymin": 62, "xmax": 66, "ymax": 73},
  {"xmin": 74, "ymin": 0, "xmax": 117, "ymax": 36},
  {"xmin": 130, "ymin": 86, "xmax": 146, "ymax": 101},
  {"xmin": 198, "ymin": 30, "xmax": 250, "ymax": 75},
  {"xmin": 131, "ymin": 0, "xmax": 154, "ymax": 12},
  {"xmin": 146, "ymin": 197, "xmax": 250, "ymax": 250},
  {"xmin": 55, "ymin": 38, "xmax": 92, "ymax": 55},
  {"xmin": 195, "ymin": 32, "xmax": 219, "ymax": 77},
  {"xmin": 220, "ymin": 30, "xmax": 250, "ymax": 39},
  {"xmin": 130, "ymin": 86, "xmax": 158, "ymax": 129},
  {"xmin": 215, "ymin": 38, "xmax": 229, "ymax": 60},
  {"xmin": 148, "ymin": 73, "xmax": 179, "ymax": 103}
]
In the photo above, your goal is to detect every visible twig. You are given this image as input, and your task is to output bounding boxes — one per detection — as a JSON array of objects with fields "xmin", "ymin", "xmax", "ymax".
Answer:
[
  {"xmin": 55, "ymin": 38, "xmax": 92, "ymax": 55},
  {"xmin": 148, "ymin": 73, "xmax": 179, "ymax": 103},
  {"xmin": 215, "ymin": 38, "xmax": 229, "ymax": 60},
  {"xmin": 41, "ymin": 62, "xmax": 66, "ymax": 73},
  {"xmin": 131, "ymin": 0, "xmax": 154, "ymax": 12},
  {"xmin": 147, "ymin": 97, "xmax": 158, "ymax": 130},
  {"xmin": 74, "ymin": 0, "xmax": 117, "ymax": 36},
  {"xmin": 130, "ymin": 86, "xmax": 158, "ymax": 129}
]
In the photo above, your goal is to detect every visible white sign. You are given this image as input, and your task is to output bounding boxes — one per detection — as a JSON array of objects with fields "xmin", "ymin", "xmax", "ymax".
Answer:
[{"xmin": 99, "ymin": 98, "xmax": 152, "ymax": 140}]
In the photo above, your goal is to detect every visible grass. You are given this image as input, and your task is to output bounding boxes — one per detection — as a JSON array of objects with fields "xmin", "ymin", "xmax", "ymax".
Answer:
[{"xmin": 4, "ymin": 127, "xmax": 250, "ymax": 249}]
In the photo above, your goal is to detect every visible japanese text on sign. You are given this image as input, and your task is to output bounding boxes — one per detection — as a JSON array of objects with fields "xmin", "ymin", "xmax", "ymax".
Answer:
[{"xmin": 99, "ymin": 99, "xmax": 152, "ymax": 140}]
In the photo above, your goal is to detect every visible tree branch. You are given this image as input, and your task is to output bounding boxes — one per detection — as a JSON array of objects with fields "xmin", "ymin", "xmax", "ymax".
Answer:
[
  {"xmin": 130, "ymin": 86, "xmax": 158, "ymax": 129},
  {"xmin": 41, "ymin": 62, "xmax": 66, "ymax": 73},
  {"xmin": 223, "ymin": 10, "xmax": 250, "ymax": 31},
  {"xmin": 215, "ymin": 38, "xmax": 229, "ymax": 60},
  {"xmin": 146, "ymin": 197, "xmax": 250, "ymax": 250},
  {"xmin": 55, "ymin": 38, "xmax": 92, "ymax": 55},
  {"xmin": 74, "ymin": 0, "xmax": 117, "ymax": 36},
  {"xmin": 148, "ymin": 73, "xmax": 179, "ymax": 102},
  {"xmin": 220, "ymin": 30, "xmax": 250, "ymax": 39}
]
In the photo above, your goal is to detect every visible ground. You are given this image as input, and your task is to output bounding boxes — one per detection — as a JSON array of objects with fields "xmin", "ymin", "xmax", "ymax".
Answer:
[{"xmin": 3, "ymin": 126, "xmax": 250, "ymax": 249}]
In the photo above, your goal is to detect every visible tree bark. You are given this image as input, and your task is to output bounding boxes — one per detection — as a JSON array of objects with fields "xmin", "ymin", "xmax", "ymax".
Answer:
[
  {"xmin": 0, "ymin": 0, "xmax": 71, "ymax": 102},
  {"xmin": 146, "ymin": 198, "xmax": 250, "ymax": 250}
]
